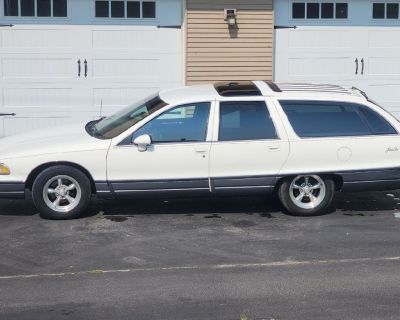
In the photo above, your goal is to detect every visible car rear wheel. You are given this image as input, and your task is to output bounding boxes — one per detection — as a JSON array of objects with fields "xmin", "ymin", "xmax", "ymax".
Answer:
[
  {"xmin": 278, "ymin": 175, "xmax": 335, "ymax": 216},
  {"xmin": 32, "ymin": 165, "xmax": 92, "ymax": 220}
]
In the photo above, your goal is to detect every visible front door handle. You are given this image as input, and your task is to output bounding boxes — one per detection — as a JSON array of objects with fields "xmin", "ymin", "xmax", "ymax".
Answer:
[
  {"xmin": 361, "ymin": 58, "xmax": 364, "ymax": 75},
  {"xmin": 355, "ymin": 58, "xmax": 358, "ymax": 75}
]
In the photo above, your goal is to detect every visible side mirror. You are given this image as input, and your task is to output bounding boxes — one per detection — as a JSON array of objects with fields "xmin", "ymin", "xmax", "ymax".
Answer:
[{"xmin": 133, "ymin": 134, "xmax": 152, "ymax": 152}]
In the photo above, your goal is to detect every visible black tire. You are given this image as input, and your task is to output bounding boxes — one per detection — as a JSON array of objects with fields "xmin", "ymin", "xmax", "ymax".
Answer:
[
  {"xmin": 278, "ymin": 175, "xmax": 335, "ymax": 216},
  {"xmin": 32, "ymin": 165, "xmax": 92, "ymax": 220}
]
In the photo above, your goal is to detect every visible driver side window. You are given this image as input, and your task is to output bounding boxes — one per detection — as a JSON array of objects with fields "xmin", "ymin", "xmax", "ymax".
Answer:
[{"xmin": 132, "ymin": 102, "xmax": 211, "ymax": 143}]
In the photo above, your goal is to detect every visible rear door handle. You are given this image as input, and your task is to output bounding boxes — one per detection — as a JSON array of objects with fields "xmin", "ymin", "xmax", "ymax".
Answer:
[
  {"xmin": 268, "ymin": 146, "xmax": 280, "ymax": 151},
  {"xmin": 195, "ymin": 148, "xmax": 207, "ymax": 153}
]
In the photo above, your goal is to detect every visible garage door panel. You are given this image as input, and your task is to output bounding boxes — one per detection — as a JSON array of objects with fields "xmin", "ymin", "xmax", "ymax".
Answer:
[
  {"xmin": 92, "ymin": 86, "xmax": 158, "ymax": 111},
  {"xmin": 368, "ymin": 30, "xmax": 400, "ymax": 49},
  {"xmin": 2, "ymin": 29, "xmax": 72, "ymax": 50},
  {"xmin": 2, "ymin": 114, "xmax": 96, "ymax": 137},
  {"xmin": 361, "ymin": 82, "xmax": 400, "ymax": 112},
  {"xmin": 2, "ymin": 58, "xmax": 73, "ymax": 80},
  {"xmin": 3, "ymin": 87, "xmax": 74, "ymax": 108},
  {"xmin": 288, "ymin": 57, "xmax": 353, "ymax": 78},
  {"xmin": 91, "ymin": 28, "xmax": 181, "ymax": 52},
  {"xmin": 367, "ymin": 57, "xmax": 400, "ymax": 76},
  {"xmin": 92, "ymin": 58, "xmax": 160, "ymax": 81},
  {"xmin": 287, "ymin": 29, "xmax": 353, "ymax": 49},
  {"xmin": 3, "ymin": 117, "xmax": 69, "ymax": 136}
]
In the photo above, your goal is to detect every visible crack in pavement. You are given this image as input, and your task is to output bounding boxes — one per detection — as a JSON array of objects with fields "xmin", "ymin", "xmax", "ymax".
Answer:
[{"xmin": 1, "ymin": 256, "xmax": 400, "ymax": 281}]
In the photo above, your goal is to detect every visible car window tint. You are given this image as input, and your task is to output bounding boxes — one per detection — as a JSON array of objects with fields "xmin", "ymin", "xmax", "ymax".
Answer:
[
  {"xmin": 280, "ymin": 100, "xmax": 374, "ymax": 137},
  {"xmin": 132, "ymin": 102, "xmax": 210, "ymax": 143},
  {"xmin": 358, "ymin": 105, "xmax": 397, "ymax": 135},
  {"xmin": 219, "ymin": 101, "xmax": 277, "ymax": 141}
]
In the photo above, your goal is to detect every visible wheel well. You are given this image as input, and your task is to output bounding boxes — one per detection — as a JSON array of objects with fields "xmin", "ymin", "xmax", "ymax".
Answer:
[
  {"xmin": 274, "ymin": 174, "xmax": 343, "ymax": 192},
  {"xmin": 25, "ymin": 162, "xmax": 97, "ymax": 194}
]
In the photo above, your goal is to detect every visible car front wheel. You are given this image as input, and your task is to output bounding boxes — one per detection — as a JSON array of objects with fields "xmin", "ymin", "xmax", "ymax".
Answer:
[
  {"xmin": 278, "ymin": 175, "xmax": 335, "ymax": 216},
  {"xmin": 32, "ymin": 165, "xmax": 92, "ymax": 219}
]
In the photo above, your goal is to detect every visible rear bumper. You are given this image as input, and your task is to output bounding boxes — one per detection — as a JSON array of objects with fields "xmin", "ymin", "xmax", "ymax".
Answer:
[{"xmin": 0, "ymin": 182, "xmax": 25, "ymax": 199}]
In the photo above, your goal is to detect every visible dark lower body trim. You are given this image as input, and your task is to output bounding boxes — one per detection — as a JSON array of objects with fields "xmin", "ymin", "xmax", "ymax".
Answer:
[
  {"xmin": 96, "ymin": 167, "xmax": 400, "ymax": 199},
  {"xmin": 96, "ymin": 179, "xmax": 210, "ymax": 199},
  {"xmin": 0, "ymin": 182, "xmax": 25, "ymax": 199},
  {"xmin": 211, "ymin": 176, "xmax": 277, "ymax": 194},
  {"xmin": 339, "ymin": 167, "xmax": 400, "ymax": 192},
  {"xmin": 96, "ymin": 176, "xmax": 277, "ymax": 199}
]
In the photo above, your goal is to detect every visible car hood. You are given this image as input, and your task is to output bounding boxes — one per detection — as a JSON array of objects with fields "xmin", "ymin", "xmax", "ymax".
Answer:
[{"xmin": 0, "ymin": 122, "xmax": 111, "ymax": 160}]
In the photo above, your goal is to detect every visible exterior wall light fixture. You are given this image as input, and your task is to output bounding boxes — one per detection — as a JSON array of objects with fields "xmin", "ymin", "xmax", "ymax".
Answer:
[{"xmin": 224, "ymin": 8, "xmax": 237, "ymax": 26}]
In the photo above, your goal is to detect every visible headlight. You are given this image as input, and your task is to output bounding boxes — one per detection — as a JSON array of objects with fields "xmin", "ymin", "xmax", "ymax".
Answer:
[{"xmin": 0, "ymin": 164, "xmax": 10, "ymax": 175}]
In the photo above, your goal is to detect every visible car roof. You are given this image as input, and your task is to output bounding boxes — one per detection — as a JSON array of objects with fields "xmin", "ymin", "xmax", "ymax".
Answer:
[{"xmin": 159, "ymin": 81, "xmax": 368, "ymax": 105}]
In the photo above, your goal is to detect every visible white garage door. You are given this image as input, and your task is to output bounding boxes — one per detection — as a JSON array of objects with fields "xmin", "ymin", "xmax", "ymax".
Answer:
[
  {"xmin": 274, "ymin": 0, "xmax": 400, "ymax": 118},
  {"xmin": 0, "ymin": 0, "xmax": 183, "ymax": 136}
]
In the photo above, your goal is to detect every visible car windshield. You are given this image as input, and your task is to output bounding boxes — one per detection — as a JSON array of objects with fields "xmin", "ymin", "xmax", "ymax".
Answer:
[{"xmin": 91, "ymin": 94, "xmax": 167, "ymax": 139}]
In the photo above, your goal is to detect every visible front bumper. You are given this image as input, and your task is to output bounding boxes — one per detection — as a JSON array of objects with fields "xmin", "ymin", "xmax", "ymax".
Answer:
[{"xmin": 0, "ymin": 182, "xmax": 25, "ymax": 199}]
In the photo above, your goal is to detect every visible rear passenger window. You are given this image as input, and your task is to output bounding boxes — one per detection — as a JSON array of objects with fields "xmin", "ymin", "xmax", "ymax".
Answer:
[
  {"xmin": 280, "ymin": 100, "xmax": 397, "ymax": 138},
  {"xmin": 219, "ymin": 101, "xmax": 277, "ymax": 141}
]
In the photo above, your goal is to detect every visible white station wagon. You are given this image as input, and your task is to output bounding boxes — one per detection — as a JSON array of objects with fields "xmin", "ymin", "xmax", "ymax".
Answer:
[{"xmin": 0, "ymin": 81, "xmax": 399, "ymax": 219}]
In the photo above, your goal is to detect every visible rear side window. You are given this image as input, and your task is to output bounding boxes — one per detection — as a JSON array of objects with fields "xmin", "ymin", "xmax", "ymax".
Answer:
[
  {"xmin": 280, "ymin": 100, "xmax": 397, "ymax": 138},
  {"xmin": 358, "ymin": 105, "xmax": 397, "ymax": 135},
  {"xmin": 219, "ymin": 101, "xmax": 277, "ymax": 141}
]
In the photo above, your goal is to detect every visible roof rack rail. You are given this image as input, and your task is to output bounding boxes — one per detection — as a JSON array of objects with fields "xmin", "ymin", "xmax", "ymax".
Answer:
[
  {"xmin": 252, "ymin": 81, "xmax": 278, "ymax": 95},
  {"xmin": 265, "ymin": 81, "xmax": 282, "ymax": 92},
  {"xmin": 351, "ymin": 86, "xmax": 369, "ymax": 100}
]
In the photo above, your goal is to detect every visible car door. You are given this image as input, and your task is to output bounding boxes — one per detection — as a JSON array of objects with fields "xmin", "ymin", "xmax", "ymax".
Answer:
[
  {"xmin": 106, "ymin": 101, "xmax": 214, "ymax": 197},
  {"xmin": 209, "ymin": 99, "xmax": 290, "ymax": 193}
]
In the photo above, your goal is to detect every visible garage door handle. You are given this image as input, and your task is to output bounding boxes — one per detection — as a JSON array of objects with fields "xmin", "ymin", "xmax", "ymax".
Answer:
[
  {"xmin": 77, "ymin": 59, "xmax": 81, "ymax": 77},
  {"xmin": 84, "ymin": 59, "xmax": 88, "ymax": 77},
  {"xmin": 355, "ymin": 58, "xmax": 358, "ymax": 75},
  {"xmin": 361, "ymin": 58, "xmax": 364, "ymax": 75}
]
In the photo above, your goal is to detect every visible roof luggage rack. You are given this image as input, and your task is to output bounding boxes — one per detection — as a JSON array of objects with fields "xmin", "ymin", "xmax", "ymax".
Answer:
[{"xmin": 276, "ymin": 83, "xmax": 353, "ymax": 95}]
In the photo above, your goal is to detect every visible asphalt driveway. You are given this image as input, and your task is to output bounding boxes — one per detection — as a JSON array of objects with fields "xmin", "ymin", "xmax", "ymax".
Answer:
[{"xmin": 1, "ymin": 191, "xmax": 400, "ymax": 319}]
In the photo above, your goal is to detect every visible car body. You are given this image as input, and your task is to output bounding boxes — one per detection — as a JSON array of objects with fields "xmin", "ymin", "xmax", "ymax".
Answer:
[{"xmin": 1, "ymin": 81, "xmax": 399, "ymax": 219}]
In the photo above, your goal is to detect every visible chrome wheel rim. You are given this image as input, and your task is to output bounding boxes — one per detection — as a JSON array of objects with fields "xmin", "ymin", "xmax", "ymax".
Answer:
[
  {"xmin": 43, "ymin": 175, "xmax": 81, "ymax": 213},
  {"xmin": 289, "ymin": 175, "xmax": 326, "ymax": 210}
]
